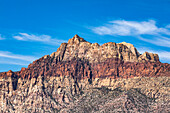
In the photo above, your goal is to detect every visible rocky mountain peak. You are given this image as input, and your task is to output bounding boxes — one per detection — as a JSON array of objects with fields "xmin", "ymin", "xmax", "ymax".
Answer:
[
  {"xmin": 68, "ymin": 34, "xmax": 87, "ymax": 44},
  {"xmin": 138, "ymin": 51, "xmax": 159, "ymax": 62},
  {"xmin": 50, "ymin": 35, "xmax": 159, "ymax": 63},
  {"xmin": 6, "ymin": 70, "xmax": 14, "ymax": 77},
  {"xmin": 7, "ymin": 70, "xmax": 13, "ymax": 73},
  {"xmin": 119, "ymin": 42, "xmax": 135, "ymax": 49}
]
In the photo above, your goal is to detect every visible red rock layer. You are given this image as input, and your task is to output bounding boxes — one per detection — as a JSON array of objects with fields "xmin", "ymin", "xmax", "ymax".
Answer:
[{"xmin": 1, "ymin": 57, "xmax": 169, "ymax": 81}]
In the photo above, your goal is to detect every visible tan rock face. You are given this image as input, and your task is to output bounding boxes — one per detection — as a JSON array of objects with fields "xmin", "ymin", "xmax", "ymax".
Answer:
[
  {"xmin": 0, "ymin": 35, "xmax": 169, "ymax": 112},
  {"xmin": 50, "ymin": 35, "xmax": 159, "ymax": 63},
  {"xmin": 0, "ymin": 75, "xmax": 169, "ymax": 112},
  {"xmin": 138, "ymin": 52, "xmax": 159, "ymax": 62}
]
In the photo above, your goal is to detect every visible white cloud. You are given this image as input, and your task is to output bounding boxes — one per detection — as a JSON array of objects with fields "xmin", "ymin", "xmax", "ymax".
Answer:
[
  {"xmin": 0, "ymin": 51, "xmax": 37, "ymax": 62},
  {"xmin": 92, "ymin": 19, "xmax": 170, "ymax": 47},
  {"xmin": 13, "ymin": 33, "xmax": 66, "ymax": 45},
  {"xmin": 0, "ymin": 60, "xmax": 28, "ymax": 66},
  {"xmin": 158, "ymin": 51, "xmax": 170, "ymax": 60},
  {"xmin": 139, "ymin": 36, "xmax": 170, "ymax": 47},
  {"xmin": 92, "ymin": 19, "xmax": 170, "ymax": 36}
]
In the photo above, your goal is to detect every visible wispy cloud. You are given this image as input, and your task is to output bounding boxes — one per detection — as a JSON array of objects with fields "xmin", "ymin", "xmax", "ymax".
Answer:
[
  {"xmin": 92, "ymin": 19, "xmax": 170, "ymax": 47},
  {"xmin": 139, "ymin": 36, "xmax": 170, "ymax": 47},
  {"xmin": 13, "ymin": 33, "xmax": 66, "ymax": 45},
  {"xmin": 0, "ymin": 59, "xmax": 29, "ymax": 66},
  {"xmin": 92, "ymin": 19, "xmax": 170, "ymax": 36},
  {"xmin": 157, "ymin": 51, "xmax": 170, "ymax": 61},
  {"xmin": 0, "ymin": 51, "xmax": 37, "ymax": 62}
]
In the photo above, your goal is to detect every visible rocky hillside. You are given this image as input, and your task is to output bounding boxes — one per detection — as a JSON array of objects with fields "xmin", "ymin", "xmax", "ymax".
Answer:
[{"xmin": 0, "ymin": 35, "xmax": 170, "ymax": 112}]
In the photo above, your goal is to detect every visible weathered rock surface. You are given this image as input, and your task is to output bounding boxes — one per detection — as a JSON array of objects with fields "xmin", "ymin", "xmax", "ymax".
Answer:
[
  {"xmin": 50, "ymin": 34, "xmax": 159, "ymax": 63},
  {"xmin": 0, "ymin": 75, "xmax": 169, "ymax": 112},
  {"xmin": 0, "ymin": 35, "xmax": 169, "ymax": 112}
]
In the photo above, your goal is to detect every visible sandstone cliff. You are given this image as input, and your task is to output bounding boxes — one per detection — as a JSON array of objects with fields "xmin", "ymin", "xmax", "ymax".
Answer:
[
  {"xmin": 50, "ymin": 34, "xmax": 159, "ymax": 63},
  {"xmin": 0, "ymin": 35, "xmax": 169, "ymax": 113}
]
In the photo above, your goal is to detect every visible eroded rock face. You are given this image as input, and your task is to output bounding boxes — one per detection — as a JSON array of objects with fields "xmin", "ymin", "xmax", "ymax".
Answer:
[
  {"xmin": 0, "ymin": 35, "xmax": 169, "ymax": 112},
  {"xmin": 0, "ymin": 75, "xmax": 169, "ymax": 112},
  {"xmin": 50, "ymin": 35, "xmax": 159, "ymax": 63}
]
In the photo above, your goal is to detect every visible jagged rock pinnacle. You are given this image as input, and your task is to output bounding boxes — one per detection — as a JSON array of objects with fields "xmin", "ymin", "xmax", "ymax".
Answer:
[
  {"xmin": 74, "ymin": 34, "xmax": 79, "ymax": 38},
  {"xmin": 68, "ymin": 34, "xmax": 87, "ymax": 44}
]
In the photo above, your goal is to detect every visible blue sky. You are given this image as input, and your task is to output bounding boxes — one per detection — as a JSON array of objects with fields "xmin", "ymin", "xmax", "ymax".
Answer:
[{"xmin": 0, "ymin": 0, "xmax": 170, "ymax": 72}]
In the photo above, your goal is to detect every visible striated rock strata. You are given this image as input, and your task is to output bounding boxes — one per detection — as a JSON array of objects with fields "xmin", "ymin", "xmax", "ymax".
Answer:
[{"xmin": 0, "ymin": 35, "xmax": 170, "ymax": 112}]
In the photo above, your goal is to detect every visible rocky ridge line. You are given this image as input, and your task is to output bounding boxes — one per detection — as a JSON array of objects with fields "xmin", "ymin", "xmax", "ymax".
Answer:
[{"xmin": 49, "ymin": 34, "xmax": 159, "ymax": 63}]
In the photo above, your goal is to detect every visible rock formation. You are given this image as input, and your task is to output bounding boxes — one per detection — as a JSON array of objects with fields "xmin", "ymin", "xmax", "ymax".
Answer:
[
  {"xmin": 50, "ymin": 34, "xmax": 159, "ymax": 63},
  {"xmin": 0, "ymin": 35, "xmax": 169, "ymax": 112}
]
